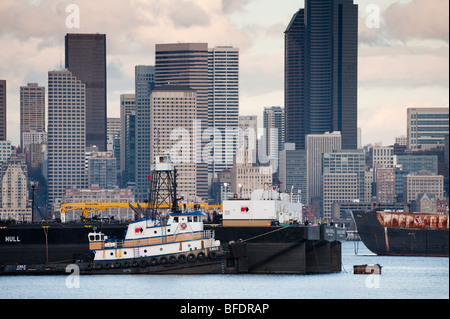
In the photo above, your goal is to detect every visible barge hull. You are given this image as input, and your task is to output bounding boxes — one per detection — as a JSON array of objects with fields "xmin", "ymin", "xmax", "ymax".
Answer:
[{"xmin": 352, "ymin": 211, "xmax": 449, "ymax": 257}]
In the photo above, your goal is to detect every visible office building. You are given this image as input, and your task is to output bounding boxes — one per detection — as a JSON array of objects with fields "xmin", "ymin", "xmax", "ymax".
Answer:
[
  {"xmin": 107, "ymin": 117, "xmax": 121, "ymax": 174},
  {"xmin": 0, "ymin": 80, "xmax": 6, "ymax": 141},
  {"xmin": 231, "ymin": 148, "xmax": 272, "ymax": 199},
  {"xmin": 150, "ymin": 85, "xmax": 198, "ymax": 200},
  {"xmin": 155, "ymin": 43, "xmax": 209, "ymax": 200},
  {"xmin": 279, "ymin": 143, "xmax": 306, "ymax": 201},
  {"xmin": 376, "ymin": 167, "xmax": 396, "ymax": 204},
  {"xmin": 208, "ymin": 46, "xmax": 239, "ymax": 176},
  {"xmin": 369, "ymin": 145, "xmax": 395, "ymax": 169},
  {"xmin": 0, "ymin": 154, "xmax": 32, "ymax": 221},
  {"xmin": 0, "ymin": 141, "xmax": 12, "ymax": 163},
  {"xmin": 322, "ymin": 149, "xmax": 365, "ymax": 219},
  {"xmin": 396, "ymin": 154, "xmax": 438, "ymax": 175},
  {"xmin": 119, "ymin": 94, "xmax": 135, "ymax": 174},
  {"xmin": 47, "ymin": 69, "xmax": 87, "ymax": 207},
  {"xmin": 65, "ymin": 33, "xmax": 107, "ymax": 151},
  {"xmin": 404, "ymin": 171, "xmax": 444, "ymax": 204},
  {"xmin": 88, "ymin": 151, "xmax": 117, "ymax": 189},
  {"xmin": 285, "ymin": 0, "xmax": 358, "ymax": 150},
  {"xmin": 263, "ymin": 106, "xmax": 284, "ymax": 171},
  {"xmin": 20, "ymin": 83, "xmax": 45, "ymax": 150},
  {"xmin": 134, "ymin": 65, "xmax": 155, "ymax": 202},
  {"xmin": 306, "ymin": 131, "xmax": 341, "ymax": 205},
  {"xmin": 407, "ymin": 107, "xmax": 449, "ymax": 150}
]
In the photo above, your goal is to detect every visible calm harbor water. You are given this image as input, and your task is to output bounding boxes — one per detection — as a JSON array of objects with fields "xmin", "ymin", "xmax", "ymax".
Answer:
[{"xmin": 0, "ymin": 242, "xmax": 448, "ymax": 299}]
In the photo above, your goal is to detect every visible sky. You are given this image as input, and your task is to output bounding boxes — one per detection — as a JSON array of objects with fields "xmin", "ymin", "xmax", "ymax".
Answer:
[{"xmin": 0, "ymin": 0, "xmax": 448, "ymax": 147}]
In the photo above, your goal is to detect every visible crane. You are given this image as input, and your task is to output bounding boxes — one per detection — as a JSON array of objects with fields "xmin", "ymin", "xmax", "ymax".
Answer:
[{"xmin": 59, "ymin": 202, "xmax": 222, "ymax": 222}]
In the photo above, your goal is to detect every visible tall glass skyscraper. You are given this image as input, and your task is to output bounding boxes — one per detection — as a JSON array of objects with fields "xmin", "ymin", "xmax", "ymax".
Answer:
[
  {"xmin": 65, "ymin": 33, "xmax": 107, "ymax": 151},
  {"xmin": 134, "ymin": 65, "xmax": 155, "ymax": 202},
  {"xmin": 155, "ymin": 43, "xmax": 209, "ymax": 200},
  {"xmin": 285, "ymin": 0, "xmax": 358, "ymax": 150},
  {"xmin": 208, "ymin": 46, "xmax": 239, "ymax": 177}
]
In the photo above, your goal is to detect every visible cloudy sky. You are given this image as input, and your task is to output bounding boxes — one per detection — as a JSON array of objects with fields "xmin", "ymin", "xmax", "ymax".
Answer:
[{"xmin": 0, "ymin": 0, "xmax": 448, "ymax": 147}]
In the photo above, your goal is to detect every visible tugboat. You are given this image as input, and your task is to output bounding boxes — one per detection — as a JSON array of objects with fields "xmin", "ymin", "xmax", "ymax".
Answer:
[
  {"xmin": 87, "ymin": 210, "xmax": 223, "ymax": 272},
  {"xmin": 0, "ymin": 156, "xmax": 227, "ymax": 275}
]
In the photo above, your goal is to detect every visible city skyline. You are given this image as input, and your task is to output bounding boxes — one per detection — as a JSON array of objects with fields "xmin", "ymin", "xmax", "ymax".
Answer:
[{"xmin": 0, "ymin": 0, "xmax": 448, "ymax": 148}]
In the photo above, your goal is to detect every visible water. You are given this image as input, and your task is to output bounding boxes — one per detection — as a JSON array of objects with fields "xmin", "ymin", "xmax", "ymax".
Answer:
[{"xmin": 0, "ymin": 242, "xmax": 448, "ymax": 299}]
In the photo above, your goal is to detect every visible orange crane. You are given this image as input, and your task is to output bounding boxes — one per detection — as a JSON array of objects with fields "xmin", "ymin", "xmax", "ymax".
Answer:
[{"xmin": 59, "ymin": 202, "xmax": 222, "ymax": 221}]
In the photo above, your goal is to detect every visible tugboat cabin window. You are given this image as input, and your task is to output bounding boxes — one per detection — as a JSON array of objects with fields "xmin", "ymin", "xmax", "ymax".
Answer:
[
  {"xmin": 188, "ymin": 216, "xmax": 192, "ymax": 222},
  {"xmin": 173, "ymin": 217, "xmax": 179, "ymax": 223},
  {"xmin": 193, "ymin": 216, "xmax": 198, "ymax": 222}
]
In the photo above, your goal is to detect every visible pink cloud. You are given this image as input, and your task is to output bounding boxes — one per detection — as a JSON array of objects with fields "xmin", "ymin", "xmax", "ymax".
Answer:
[{"xmin": 384, "ymin": 0, "xmax": 449, "ymax": 42}]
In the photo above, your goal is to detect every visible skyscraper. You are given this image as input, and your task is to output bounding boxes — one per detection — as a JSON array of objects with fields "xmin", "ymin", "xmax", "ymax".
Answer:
[
  {"xmin": 150, "ymin": 85, "xmax": 198, "ymax": 199},
  {"xmin": 119, "ymin": 94, "xmax": 135, "ymax": 175},
  {"xmin": 0, "ymin": 80, "xmax": 6, "ymax": 141},
  {"xmin": 155, "ymin": 43, "xmax": 209, "ymax": 200},
  {"xmin": 285, "ymin": 0, "xmax": 358, "ymax": 150},
  {"xmin": 47, "ymin": 69, "xmax": 87, "ymax": 207},
  {"xmin": 407, "ymin": 107, "xmax": 449, "ymax": 150},
  {"xmin": 20, "ymin": 83, "xmax": 45, "ymax": 150},
  {"xmin": 208, "ymin": 46, "xmax": 239, "ymax": 177},
  {"xmin": 306, "ymin": 131, "xmax": 341, "ymax": 206},
  {"xmin": 65, "ymin": 33, "xmax": 107, "ymax": 151},
  {"xmin": 134, "ymin": 65, "xmax": 155, "ymax": 202},
  {"xmin": 263, "ymin": 106, "xmax": 284, "ymax": 169}
]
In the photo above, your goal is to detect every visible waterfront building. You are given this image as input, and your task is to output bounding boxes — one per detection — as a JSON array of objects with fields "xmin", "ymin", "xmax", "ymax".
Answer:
[
  {"xmin": 65, "ymin": 33, "xmax": 107, "ymax": 151},
  {"xmin": 284, "ymin": 0, "xmax": 358, "ymax": 150},
  {"xmin": 47, "ymin": 69, "xmax": 87, "ymax": 207},
  {"xmin": 407, "ymin": 107, "xmax": 449, "ymax": 150}
]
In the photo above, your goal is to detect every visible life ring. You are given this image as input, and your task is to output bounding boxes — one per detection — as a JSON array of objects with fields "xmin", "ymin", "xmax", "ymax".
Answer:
[
  {"xmin": 86, "ymin": 263, "xmax": 93, "ymax": 270},
  {"xmin": 104, "ymin": 263, "xmax": 111, "ymax": 269},
  {"xmin": 159, "ymin": 256, "xmax": 168, "ymax": 264},
  {"xmin": 123, "ymin": 261, "xmax": 130, "ymax": 268},
  {"xmin": 180, "ymin": 223, "xmax": 187, "ymax": 230},
  {"xmin": 114, "ymin": 262, "xmax": 121, "ymax": 268},
  {"xmin": 209, "ymin": 251, "xmax": 217, "ymax": 259}
]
